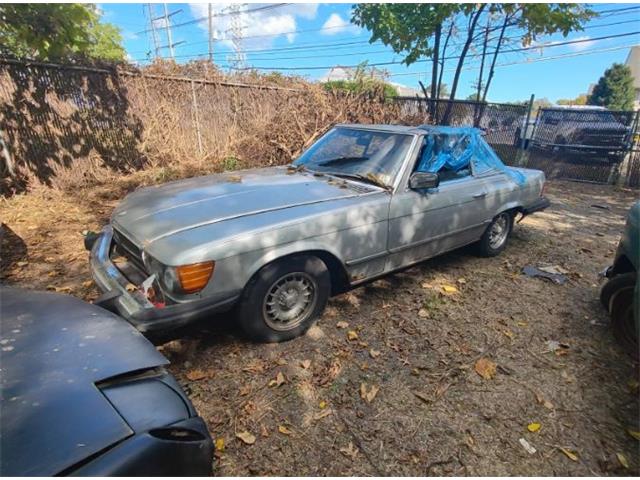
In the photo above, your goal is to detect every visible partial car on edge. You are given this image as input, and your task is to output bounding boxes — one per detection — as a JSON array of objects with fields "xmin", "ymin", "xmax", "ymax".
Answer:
[
  {"xmin": 87, "ymin": 124, "xmax": 550, "ymax": 343},
  {"xmin": 600, "ymin": 201, "xmax": 639, "ymax": 355},
  {"xmin": 0, "ymin": 287, "xmax": 213, "ymax": 476}
]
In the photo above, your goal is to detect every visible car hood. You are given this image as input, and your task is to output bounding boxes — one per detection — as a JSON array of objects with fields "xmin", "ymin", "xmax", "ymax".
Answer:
[
  {"xmin": 111, "ymin": 166, "xmax": 372, "ymax": 247},
  {"xmin": 0, "ymin": 288, "xmax": 168, "ymax": 476}
]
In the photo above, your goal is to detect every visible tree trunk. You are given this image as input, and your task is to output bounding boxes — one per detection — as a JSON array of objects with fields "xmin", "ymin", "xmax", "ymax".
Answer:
[
  {"xmin": 430, "ymin": 24, "xmax": 441, "ymax": 121},
  {"xmin": 474, "ymin": 19, "xmax": 491, "ymax": 127},
  {"xmin": 481, "ymin": 16, "xmax": 509, "ymax": 104},
  {"xmin": 442, "ymin": 5, "xmax": 486, "ymax": 125},
  {"xmin": 436, "ymin": 22, "xmax": 453, "ymax": 125}
]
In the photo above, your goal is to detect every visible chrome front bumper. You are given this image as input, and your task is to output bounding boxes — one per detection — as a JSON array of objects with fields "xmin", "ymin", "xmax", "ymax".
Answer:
[
  {"xmin": 89, "ymin": 226, "xmax": 239, "ymax": 333},
  {"xmin": 90, "ymin": 225, "xmax": 155, "ymax": 320}
]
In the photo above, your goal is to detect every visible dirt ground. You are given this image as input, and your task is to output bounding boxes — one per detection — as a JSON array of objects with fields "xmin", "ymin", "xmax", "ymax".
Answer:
[{"xmin": 1, "ymin": 179, "xmax": 639, "ymax": 476}]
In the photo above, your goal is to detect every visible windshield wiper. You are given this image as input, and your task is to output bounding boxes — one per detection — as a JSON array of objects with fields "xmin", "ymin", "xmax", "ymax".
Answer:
[
  {"xmin": 317, "ymin": 156, "xmax": 369, "ymax": 166},
  {"xmin": 322, "ymin": 171, "xmax": 390, "ymax": 191}
]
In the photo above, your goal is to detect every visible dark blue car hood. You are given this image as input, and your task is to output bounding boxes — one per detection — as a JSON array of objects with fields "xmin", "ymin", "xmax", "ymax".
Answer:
[{"xmin": 0, "ymin": 288, "xmax": 168, "ymax": 476}]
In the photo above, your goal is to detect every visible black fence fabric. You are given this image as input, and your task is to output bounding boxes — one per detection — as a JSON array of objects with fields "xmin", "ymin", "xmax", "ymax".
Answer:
[{"xmin": 528, "ymin": 107, "xmax": 639, "ymax": 185}]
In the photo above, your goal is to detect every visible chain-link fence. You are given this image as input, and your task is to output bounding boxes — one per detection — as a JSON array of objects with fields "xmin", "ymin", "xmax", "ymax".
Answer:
[
  {"xmin": 526, "ymin": 107, "xmax": 639, "ymax": 185},
  {"xmin": 1, "ymin": 58, "xmax": 639, "ymax": 194}
]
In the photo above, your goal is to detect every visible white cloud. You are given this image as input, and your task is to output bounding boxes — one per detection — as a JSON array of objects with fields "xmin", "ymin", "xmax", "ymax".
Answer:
[
  {"xmin": 189, "ymin": 3, "xmax": 319, "ymax": 52},
  {"xmin": 321, "ymin": 13, "xmax": 351, "ymax": 36},
  {"xmin": 568, "ymin": 36, "xmax": 595, "ymax": 51}
]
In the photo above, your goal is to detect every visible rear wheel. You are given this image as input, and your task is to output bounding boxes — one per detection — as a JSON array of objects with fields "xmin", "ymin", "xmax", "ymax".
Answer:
[
  {"xmin": 237, "ymin": 255, "xmax": 330, "ymax": 343},
  {"xmin": 477, "ymin": 211, "xmax": 513, "ymax": 257},
  {"xmin": 600, "ymin": 272, "xmax": 636, "ymax": 312},
  {"xmin": 609, "ymin": 284, "xmax": 638, "ymax": 356}
]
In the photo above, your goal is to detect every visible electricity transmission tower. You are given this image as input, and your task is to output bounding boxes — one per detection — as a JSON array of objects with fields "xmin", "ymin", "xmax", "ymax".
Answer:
[
  {"xmin": 226, "ymin": 4, "xmax": 247, "ymax": 69},
  {"xmin": 146, "ymin": 3, "xmax": 183, "ymax": 61}
]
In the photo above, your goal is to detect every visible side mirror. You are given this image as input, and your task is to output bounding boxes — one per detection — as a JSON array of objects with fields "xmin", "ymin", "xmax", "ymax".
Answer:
[{"xmin": 409, "ymin": 172, "xmax": 439, "ymax": 190}]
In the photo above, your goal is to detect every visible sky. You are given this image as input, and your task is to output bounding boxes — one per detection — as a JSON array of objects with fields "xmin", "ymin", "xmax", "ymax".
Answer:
[{"xmin": 98, "ymin": 2, "xmax": 640, "ymax": 103}]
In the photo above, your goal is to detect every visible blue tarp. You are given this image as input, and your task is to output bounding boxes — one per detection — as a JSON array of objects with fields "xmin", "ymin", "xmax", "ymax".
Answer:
[{"xmin": 417, "ymin": 126, "xmax": 526, "ymax": 185}]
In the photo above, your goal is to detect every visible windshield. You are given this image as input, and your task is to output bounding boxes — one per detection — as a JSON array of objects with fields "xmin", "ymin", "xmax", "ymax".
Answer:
[{"xmin": 293, "ymin": 127, "xmax": 414, "ymax": 187}]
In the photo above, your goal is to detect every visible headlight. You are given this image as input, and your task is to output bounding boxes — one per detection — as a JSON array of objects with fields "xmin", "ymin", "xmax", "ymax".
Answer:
[{"xmin": 143, "ymin": 253, "xmax": 214, "ymax": 294}]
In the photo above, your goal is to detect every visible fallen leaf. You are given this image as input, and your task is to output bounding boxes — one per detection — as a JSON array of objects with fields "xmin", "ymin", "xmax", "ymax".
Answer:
[
  {"xmin": 535, "ymin": 392, "xmax": 554, "ymax": 410},
  {"xmin": 336, "ymin": 321, "xmax": 349, "ymax": 329},
  {"xmin": 558, "ymin": 447, "xmax": 578, "ymax": 462},
  {"xmin": 260, "ymin": 424, "xmax": 270, "ymax": 437},
  {"xmin": 319, "ymin": 400, "xmax": 327, "ymax": 409},
  {"xmin": 347, "ymin": 330, "xmax": 358, "ymax": 341},
  {"xmin": 339, "ymin": 442, "xmax": 359, "ymax": 459},
  {"xmin": 276, "ymin": 358, "xmax": 288, "ymax": 366},
  {"xmin": 313, "ymin": 409, "xmax": 332, "ymax": 421},
  {"xmin": 442, "ymin": 284, "xmax": 458, "ymax": 294},
  {"xmin": 215, "ymin": 438, "xmax": 225, "ymax": 451},
  {"xmin": 456, "ymin": 277, "xmax": 467, "ymax": 285},
  {"xmin": 125, "ymin": 283, "xmax": 137, "ymax": 292},
  {"xmin": 519, "ymin": 438, "xmax": 537, "ymax": 455},
  {"xmin": 16, "ymin": 261, "xmax": 28, "ymax": 267},
  {"xmin": 278, "ymin": 425, "xmax": 293, "ymax": 435},
  {"xmin": 369, "ymin": 349, "xmax": 381, "ymax": 358},
  {"xmin": 300, "ymin": 359, "xmax": 311, "ymax": 369},
  {"xmin": 360, "ymin": 382, "xmax": 380, "ymax": 403},
  {"xmin": 517, "ymin": 321, "xmax": 529, "ymax": 327},
  {"xmin": 269, "ymin": 371, "xmax": 286, "ymax": 387},
  {"xmin": 527, "ymin": 422, "xmax": 541, "ymax": 432},
  {"xmin": 186, "ymin": 369, "xmax": 211, "ymax": 381},
  {"xmin": 418, "ymin": 308, "xmax": 429, "ymax": 318},
  {"xmin": 413, "ymin": 391, "xmax": 430, "ymax": 404},
  {"xmin": 239, "ymin": 384, "xmax": 251, "ymax": 396},
  {"xmin": 502, "ymin": 329, "xmax": 514, "ymax": 339},
  {"xmin": 474, "ymin": 357, "xmax": 497, "ymax": 380},
  {"xmin": 236, "ymin": 431, "xmax": 256, "ymax": 445},
  {"xmin": 627, "ymin": 429, "xmax": 640, "ymax": 440},
  {"xmin": 82, "ymin": 280, "xmax": 93, "ymax": 288},
  {"xmin": 616, "ymin": 452, "xmax": 629, "ymax": 469}
]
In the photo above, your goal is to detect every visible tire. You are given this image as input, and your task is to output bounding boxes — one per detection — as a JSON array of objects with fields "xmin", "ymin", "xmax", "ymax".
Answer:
[
  {"xmin": 609, "ymin": 283, "xmax": 638, "ymax": 356},
  {"xmin": 600, "ymin": 271, "xmax": 636, "ymax": 312},
  {"xmin": 477, "ymin": 211, "xmax": 514, "ymax": 257},
  {"xmin": 237, "ymin": 255, "xmax": 330, "ymax": 343}
]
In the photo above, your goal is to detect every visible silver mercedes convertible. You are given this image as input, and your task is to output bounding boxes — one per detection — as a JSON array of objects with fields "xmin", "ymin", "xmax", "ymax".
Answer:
[{"xmin": 88, "ymin": 124, "xmax": 549, "ymax": 342}]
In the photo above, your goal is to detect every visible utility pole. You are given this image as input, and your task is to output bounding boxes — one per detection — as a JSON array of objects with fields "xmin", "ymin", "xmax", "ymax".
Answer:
[
  {"xmin": 208, "ymin": 3, "xmax": 214, "ymax": 64},
  {"xmin": 147, "ymin": 3, "xmax": 160, "ymax": 59},
  {"xmin": 163, "ymin": 3, "xmax": 175, "ymax": 60}
]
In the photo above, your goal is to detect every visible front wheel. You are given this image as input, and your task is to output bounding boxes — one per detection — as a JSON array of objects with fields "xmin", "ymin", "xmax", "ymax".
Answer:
[
  {"xmin": 477, "ymin": 211, "xmax": 513, "ymax": 257},
  {"xmin": 237, "ymin": 255, "xmax": 330, "ymax": 343}
]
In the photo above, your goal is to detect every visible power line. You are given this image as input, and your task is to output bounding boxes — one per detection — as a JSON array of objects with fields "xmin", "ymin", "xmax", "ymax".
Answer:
[
  {"xmin": 136, "ymin": 3, "xmax": 290, "ymax": 34},
  {"xmin": 131, "ymin": 10, "xmax": 640, "ymax": 62},
  {"xmin": 388, "ymin": 43, "xmax": 639, "ymax": 79},
  {"xmin": 225, "ymin": 30, "xmax": 640, "ymax": 71}
]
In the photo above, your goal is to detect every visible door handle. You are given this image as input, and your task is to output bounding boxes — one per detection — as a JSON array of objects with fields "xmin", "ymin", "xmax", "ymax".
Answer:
[{"xmin": 473, "ymin": 191, "xmax": 488, "ymax": 198}]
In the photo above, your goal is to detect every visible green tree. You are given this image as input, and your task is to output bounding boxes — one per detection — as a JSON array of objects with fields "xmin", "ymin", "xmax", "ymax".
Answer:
[
  {"xmin": 557, "ymin": 93, "xmax": 588, "ymax": 106},
  {"xmin": 0, "ymin": 4, "xmax": 125, "ymax": 62},
  {"xmin": 587, "ymin": 64, "xmax": 635, "ymax": 110},
  {"xmin": 352, "ymin": 4, "xmax": 595, "ymax": 124},
  {"xmin": 322, "ymin": 63, "xmax": 398, "ymax": 98}
]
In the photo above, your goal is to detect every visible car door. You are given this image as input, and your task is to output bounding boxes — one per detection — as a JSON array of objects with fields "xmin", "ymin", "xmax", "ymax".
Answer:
[{"xmin": 386, "ymin": 134, "xmax": 490, "ymax": 271}]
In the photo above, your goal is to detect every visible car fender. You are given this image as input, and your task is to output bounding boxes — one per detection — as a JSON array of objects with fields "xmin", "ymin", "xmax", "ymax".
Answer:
[{"xmin": 244, "ymin": 239, "xmax": 347, "ymax": 284}]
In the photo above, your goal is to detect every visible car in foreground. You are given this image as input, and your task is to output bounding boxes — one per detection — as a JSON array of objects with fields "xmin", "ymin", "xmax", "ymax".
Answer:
[
  {"xmin": 600, "ymin": 201, "xmax": 639, "ymax": 355},
  {"xmin": 0, "ymin": 287, "xmax": 213, "ymax": 476},
  {"xmin": 88, "ymin": 124, "xmax": 550, "ymax": 342}
]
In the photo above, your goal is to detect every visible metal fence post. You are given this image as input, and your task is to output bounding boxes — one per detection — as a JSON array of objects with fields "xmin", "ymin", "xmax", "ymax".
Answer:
[
  {"xmin": 190, "ymin": 79, "xmax": 204, "ymax": 157},
  {"xmin": 520, "ymin": 94, "xmax": 535, "ymax": 151}
]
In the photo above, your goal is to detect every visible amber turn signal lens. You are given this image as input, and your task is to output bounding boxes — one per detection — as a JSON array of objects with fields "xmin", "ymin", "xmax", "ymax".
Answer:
[{"xmin": 175, "ymin": 261, "xmax": 214, "ymax": 293}]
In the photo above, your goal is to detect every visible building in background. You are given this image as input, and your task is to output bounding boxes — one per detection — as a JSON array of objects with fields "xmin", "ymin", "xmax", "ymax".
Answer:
[{"xmin": 625, "ymin": 45, "xmax": 640, "ymax": 110}]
